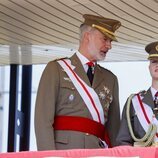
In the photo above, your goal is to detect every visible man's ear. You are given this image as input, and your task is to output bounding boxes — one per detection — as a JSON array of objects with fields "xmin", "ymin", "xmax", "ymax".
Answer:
[{"xmin": 84, "ymin": 32, "xmax": 90, "ymax": 43}]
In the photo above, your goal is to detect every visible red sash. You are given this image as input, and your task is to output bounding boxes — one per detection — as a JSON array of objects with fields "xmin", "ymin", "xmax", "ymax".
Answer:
[{"xmin": 53, "ymin": 115, "xmax": 111, "ymax": 147}]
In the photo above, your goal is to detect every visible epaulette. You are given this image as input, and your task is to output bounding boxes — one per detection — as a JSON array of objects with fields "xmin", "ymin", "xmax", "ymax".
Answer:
[
  {"xmin": 54, "ymin": 57, "xmax": 68, "ymax": 62},
  {"xmin": 129, "ymin": 90, "xmax": 146, "ymax": 98},
  {"xmin": 138, "ymin": 90, "xmax": 147, "ymax": 96}
]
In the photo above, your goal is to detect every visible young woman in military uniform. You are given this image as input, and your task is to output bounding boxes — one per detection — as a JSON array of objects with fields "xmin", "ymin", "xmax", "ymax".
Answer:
[{"xmin": 116, "ymin": 41, "xmax": 158, "ymax": 147}]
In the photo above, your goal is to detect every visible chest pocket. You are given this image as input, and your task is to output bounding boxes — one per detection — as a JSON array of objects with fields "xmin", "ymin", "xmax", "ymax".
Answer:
[{"xmin": 58, "ymin": 79, "xmax": 81, "ymax": 108}]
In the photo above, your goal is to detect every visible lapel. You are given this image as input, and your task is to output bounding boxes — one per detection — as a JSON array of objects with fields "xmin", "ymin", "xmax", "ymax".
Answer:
[
  {"xmin": 142, "ymin": 88, "xmax": 155, "ymax": 109},
  {"xmin": 69, "ymin": 54, "xmax": 104, "ymax": 88},
  {"xmin": 70, "ymin": 53, "xmax": 91, "ymax": 86},
  {"xmin": 92, "ymin": 64, "xmax": 104, "ymax": 89}
]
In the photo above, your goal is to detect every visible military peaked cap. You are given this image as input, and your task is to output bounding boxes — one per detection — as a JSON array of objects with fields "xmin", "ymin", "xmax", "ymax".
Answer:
[
  {"xmin": 145, "ymin": 41, "xmax": 158, "ymax": 60},
  {"xmin": 82, "ymin": 14, "xmax": 121, "ymax": 41}
]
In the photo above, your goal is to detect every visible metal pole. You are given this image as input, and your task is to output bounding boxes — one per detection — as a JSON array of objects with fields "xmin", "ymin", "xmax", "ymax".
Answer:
[
  {"xmin": 19, "ymin": 65, "xmax": 32, "ymax": 151},
  {"xmin": 7, "ymin": 64, "xmax": 19, "ymax": 152}
]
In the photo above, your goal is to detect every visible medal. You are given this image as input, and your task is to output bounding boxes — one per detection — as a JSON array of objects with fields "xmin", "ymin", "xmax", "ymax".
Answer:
[
  {"xmin": 69, "ymin": 94, "xmax": 74, "ymax": 101},
  {"xmin": 99, "ymin": 91, "xmax": 106, "ymax": 100}
]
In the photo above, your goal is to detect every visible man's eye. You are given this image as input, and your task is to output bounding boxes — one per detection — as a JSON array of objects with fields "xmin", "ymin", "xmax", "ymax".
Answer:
[{"xmin": 151, "ymin": 60, "xmax": 157, "ymax": 63}]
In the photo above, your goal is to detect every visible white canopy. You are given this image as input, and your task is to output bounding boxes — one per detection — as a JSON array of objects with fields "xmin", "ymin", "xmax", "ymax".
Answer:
[{"xmin": 0, "ymin": 0, "xmax": 157, "ymax": 65}]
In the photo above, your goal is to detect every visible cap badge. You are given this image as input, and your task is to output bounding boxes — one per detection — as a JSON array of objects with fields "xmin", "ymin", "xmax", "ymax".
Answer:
[{"xmin": 64, "ymin": 77, "xmax": 71, "ymax": 82}]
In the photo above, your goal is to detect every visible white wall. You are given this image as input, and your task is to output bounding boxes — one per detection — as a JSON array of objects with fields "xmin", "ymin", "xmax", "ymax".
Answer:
[
  {"xmin": 0, "ymin": 66, "xmax": 10, "ymax": 152},
  {"xmin": 100, "ymin": 61, "xmax": 151, "ymax": 113}
]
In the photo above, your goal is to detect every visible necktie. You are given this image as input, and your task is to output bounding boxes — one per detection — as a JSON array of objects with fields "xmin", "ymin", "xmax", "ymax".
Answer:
[
  {"xmin": 153, "ymin": 92, "xmax": 158, "ymax": 119},
  {"xmin": 154, "ymin": 92, "xmax": 158, "ymax": 106},
  {"xmin": 86, "ymin": 62, "xmax": 94, "ymax": 85}
]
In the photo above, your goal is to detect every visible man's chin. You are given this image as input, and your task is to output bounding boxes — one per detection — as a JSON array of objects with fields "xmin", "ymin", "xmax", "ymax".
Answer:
[
  {"xmin": 99, "ymin": 55, "xmax": 106, "ymax": 61},
  {"xmin": 97, "ymin": 58, "xmax": 105, "ymax": 61}
]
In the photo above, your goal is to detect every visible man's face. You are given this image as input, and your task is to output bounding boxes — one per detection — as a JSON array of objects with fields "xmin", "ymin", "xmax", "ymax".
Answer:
[
  {"xmin": 149, "ymin": 60, "xmax": 158, "ymax": 80},
  {"xmin": 87, "ymin": 29, "xmax": 112, "ymax": 61}
]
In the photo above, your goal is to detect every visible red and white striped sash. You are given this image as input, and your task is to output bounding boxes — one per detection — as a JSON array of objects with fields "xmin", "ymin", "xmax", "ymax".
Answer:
[
  {"xmin": 57, "ymin": 59, "xmax": 105, "ymax": 125},
  {"xmin": 132, "ymin": 94, "xmax": 158, "ymax": 142}
]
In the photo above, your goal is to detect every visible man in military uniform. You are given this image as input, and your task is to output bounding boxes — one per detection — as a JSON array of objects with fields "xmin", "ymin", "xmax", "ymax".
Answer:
[
  {"xmin": 35, "ymin": 14, "xmax": 121, "ymax": 150},
  {"xmin": 116, "ymin": 41, "xmax": 158, "ymax": 147}
]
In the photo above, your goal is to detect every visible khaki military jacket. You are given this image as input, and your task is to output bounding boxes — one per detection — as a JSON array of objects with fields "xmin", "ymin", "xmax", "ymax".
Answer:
[
  {"xmin": 35, "ymin": 53, "xmax": 120, "ymax": 150},
  {"xmin": 116, "ymin": 88, "xmax": 154, "ymax": 146}
]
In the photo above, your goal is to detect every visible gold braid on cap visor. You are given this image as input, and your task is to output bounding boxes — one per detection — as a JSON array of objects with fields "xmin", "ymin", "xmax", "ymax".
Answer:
[
  {"xmin": 92, "ymin": 24, "xmax": 117, "ymax": 41},
  {"xmin": 148, "ymin": 54, "xmax": 158, "ymax": 59}
]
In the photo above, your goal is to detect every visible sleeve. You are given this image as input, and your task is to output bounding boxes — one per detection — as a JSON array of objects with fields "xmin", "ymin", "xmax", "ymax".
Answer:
[
  {"xmin": 116, "ymin": 99, "xmax": 134, "ymax": 146},
  {"xmin": 34, "ymin": 61, "xmax": 59, "ymax": 150},
  {"xmin": 106, "ymin": 76, "xmax": 121, "ymax": 147}
]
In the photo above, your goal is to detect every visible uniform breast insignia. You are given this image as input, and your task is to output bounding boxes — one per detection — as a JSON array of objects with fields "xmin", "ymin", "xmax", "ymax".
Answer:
[
  {"xmin": 99, "ymin": 86, "xmax": 113, "ymax": 119},
  {"xmin": 63, "ymin": 77, "xmax": 72, "ymax": 82},
  {"xmin": 69, "ymin": 94, "xmax": 74, "ymax": 101},
  {"xmin": 99, "ymin": 91, "xmax": 106, "ymax": 100}
]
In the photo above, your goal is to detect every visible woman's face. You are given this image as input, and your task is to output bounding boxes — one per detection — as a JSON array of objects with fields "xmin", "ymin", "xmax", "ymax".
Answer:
[{"xmin": 149, "ymin": 60, "xmax": 158, "ymax": 80}]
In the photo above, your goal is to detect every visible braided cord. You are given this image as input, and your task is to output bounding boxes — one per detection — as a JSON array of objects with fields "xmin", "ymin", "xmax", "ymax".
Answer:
[{"xmin": 126, "ymin": 94, "xmax": 157, "ymax": 146}]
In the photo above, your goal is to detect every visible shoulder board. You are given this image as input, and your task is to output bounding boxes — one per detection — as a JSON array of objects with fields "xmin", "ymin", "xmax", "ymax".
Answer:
[
  {"xmin": 128, "ymin": 90, "xmax": 147, "ymax": 99},
  {"xmin": 54, "ymin": 57, "xmax": 68, "ymax": 62},
  {"xmin": 138, "ymin": 90, "xmax": 147, "ymax": 96}
]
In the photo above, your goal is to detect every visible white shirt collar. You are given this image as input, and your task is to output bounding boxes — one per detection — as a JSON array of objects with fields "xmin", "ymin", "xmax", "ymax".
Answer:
[
  {"xmin": 76, "ymin": 51, "xmax": 95, "ymax": 72},
  {"xmin": 76, "ymin": 51, "xmax": 96, "ymax": 65},
  {"xmin": 76, "ymin": 50, "xmax": 89, "ymax": 65},
  {"xmin": 150, "ymin": 87, "xmax": 158, "ymax": 99}
]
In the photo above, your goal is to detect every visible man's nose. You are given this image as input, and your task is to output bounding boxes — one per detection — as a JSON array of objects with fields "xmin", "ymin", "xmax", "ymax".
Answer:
[{"xmin": 105, "ymin": 41, "xmax": 112, "ymax": 50}]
